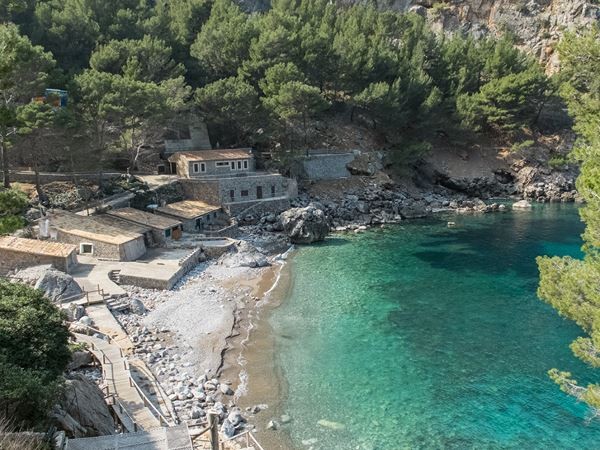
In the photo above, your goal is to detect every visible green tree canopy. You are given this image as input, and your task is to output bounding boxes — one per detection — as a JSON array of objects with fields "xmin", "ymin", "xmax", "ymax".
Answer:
[
  {"xmin": 0, "ymin": 188, "xmax": 27, "ymax": 234},
  {"xmin": 190, "ymin": 0, "xmax": 256, "ymax": 82},
  {"xmin": 262, "ymin": 80, "xmax": 328, "ymax": 148},
  {"xmin": 195, "ymin": 75, "xmax": 261, "ymax": 145},
  {"xmin": 537, "ymin": 26, "xmax": 600, "ymax": 410},
  {"xmin": 0, "ymin": 23, "xmax": 54, "ymax": 188},
  {"xmin": 457, "ymin": 68, "xmax": 549, "ymax": 132},
  {"xmin": 90, "ymin": 35, "xmax": 185, "ymax": 83},
  {"xmin": 0, "ymin": 281, "xmax": 70, "ymax": 426}
]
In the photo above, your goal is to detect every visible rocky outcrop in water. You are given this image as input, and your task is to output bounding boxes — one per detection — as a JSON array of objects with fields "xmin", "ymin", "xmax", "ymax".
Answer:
[{"xmin": 280, "ymin": 205, "xmax": 330, "ymax": 244}]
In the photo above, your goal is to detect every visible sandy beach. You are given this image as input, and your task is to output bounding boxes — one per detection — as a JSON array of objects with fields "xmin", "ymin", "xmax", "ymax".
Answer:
[
  {"xmin": 112, "ymin": 238, "xmax": 298, "ymax": 445},
  {"xmin": 222, "ymin": 253, "xmax": 298, "ymax": 450}
]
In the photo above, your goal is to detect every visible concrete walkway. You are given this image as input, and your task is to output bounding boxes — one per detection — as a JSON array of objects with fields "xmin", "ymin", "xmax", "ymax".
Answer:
[
  {"xmin": 71, "ymin": 257, "xmax": 126, "ymax": 301},
  {"xmin": 74, "ymin": 332, "xmax": 161, "ymax": 431}
]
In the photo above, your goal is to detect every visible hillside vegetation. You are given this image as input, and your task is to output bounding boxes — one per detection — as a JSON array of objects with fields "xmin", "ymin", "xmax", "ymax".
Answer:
[{"xmin": 0, "ymin": 0, "xmax": 556, "ymax": 184}]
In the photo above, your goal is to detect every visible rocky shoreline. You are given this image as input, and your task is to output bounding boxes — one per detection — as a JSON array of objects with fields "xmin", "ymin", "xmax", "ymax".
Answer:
[
  {"xmin": 26, "ymin": 163, "xmax": 580, "ymax": 444},
  {"xmin": 108, "ymin": 248, "xmax": 290, "ymax": 439}
]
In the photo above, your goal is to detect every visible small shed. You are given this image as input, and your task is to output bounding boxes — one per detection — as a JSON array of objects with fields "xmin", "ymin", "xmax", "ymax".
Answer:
[
  {"xmin": 0, "ymin": 236, "xmax": 77, "ymax": 275},
  {"xmin": 168, "ymin": 149, "xmax": 255, "ymax": 178},
  {"xmin": 156, "ymin": 200, "xmax": 223, "ymax": 233},
  {"xmin": 43, "ymin": 210, "xmax": 146, "ymax": 261},
  {"xmin": 92, "ymin": 214, "xmax": 154, "ymax": 247},
  {"xmin": 106, "ymin": 208, "xmax": 183, "ymax": 245}
]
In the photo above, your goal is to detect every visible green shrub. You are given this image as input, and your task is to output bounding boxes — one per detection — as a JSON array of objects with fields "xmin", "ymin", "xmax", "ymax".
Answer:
[{"xmin": 0, "ymin": 282, "xmax": 70, "ymax": 427}]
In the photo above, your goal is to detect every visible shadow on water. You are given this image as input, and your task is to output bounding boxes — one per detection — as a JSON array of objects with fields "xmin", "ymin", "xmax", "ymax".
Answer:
[
  {"xmin": 411, "ymin": 208, "xmax": 584, "ymax": 277},
  {"xmin": 314, "ymin": 236, "xmax": 350, "ymax": 247}
]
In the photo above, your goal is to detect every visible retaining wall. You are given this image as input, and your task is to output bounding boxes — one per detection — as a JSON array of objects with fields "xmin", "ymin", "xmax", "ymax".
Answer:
[{"xmin": 301, "ymin": 153, "xmax": 355, "ymax": 180}]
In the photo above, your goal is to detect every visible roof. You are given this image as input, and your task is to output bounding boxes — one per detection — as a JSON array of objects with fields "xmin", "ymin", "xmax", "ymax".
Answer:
[
  {"xmin": 92, "ymin": 214, "xmax": 152, "ymax": 235},
  {"xmin": 156, "ymin": 200, "xmax": 221, "ymax": 220},
  {"xmin": 47, "ymin": 210, "xmax": 143, "ymax": 245},
  {"xmin": 0, "ymin": 236, "xmax": 76, "ymax": 258},
  {"xmin": 107, "ymin": 208, "xmax": 181, "ymax": 230},
  {"xmin": 168, "ymin": 149, "xmax": 253, "ymax": 163}
]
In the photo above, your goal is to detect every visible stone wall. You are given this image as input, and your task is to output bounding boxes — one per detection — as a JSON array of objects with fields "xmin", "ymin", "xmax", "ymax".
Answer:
[
  {"xmin": 53, "ymin": 231, "xmax": 145, "ymax": 261},
  {"xmin": 217, "ymin": 173, "xmax": 295, "ymax": 203},
  {"xmin": 301, "ymin": 153, "xmax": 355, "ymax": 180},
  {"xmin": 164, "ymin": 123, "xmax": 211, "ymax": 153},
  {"xmin": 204, "ymin": 223, "xmax": 239, "ymax": 238},
  {"xmin": 226, "ymin": 197, "xmax": 291, "ymax": 216},
  {"xmin": 180, "ymin": 179, "xmax": 221, "ymax": 205},
  {"xmin": 0, "ymin": 250, "xmax": 76, "ymax": 275},
  {"xmin": 119, "ymin": 248, "xmax": 202, "ymax": 289},
  {"xmin": 10, "ymin": 171, "xmax": 121, "ymax": 184}
]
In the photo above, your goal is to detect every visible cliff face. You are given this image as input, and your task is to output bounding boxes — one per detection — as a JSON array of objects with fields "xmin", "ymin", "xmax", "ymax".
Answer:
[{"xmin": 376, "ymin": 0, "xmax": 599, "ymax": 71}]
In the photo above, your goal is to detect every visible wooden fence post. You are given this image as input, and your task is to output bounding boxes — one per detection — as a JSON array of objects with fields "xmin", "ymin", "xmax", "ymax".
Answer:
[{"xmin": 207, "ymin": 410, "xmax": 219, "ymax": 450}]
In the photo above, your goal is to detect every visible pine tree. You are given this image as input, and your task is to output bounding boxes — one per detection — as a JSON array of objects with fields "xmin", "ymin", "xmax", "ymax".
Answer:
[{"xmin": 537, "ymin": 26, "xmax": 600, "ymax": 409}]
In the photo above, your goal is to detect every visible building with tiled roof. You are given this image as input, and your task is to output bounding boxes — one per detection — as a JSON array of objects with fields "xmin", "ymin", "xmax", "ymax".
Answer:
[{"xmin": 0, "ymin": 236, "xmax": 78, "ymax": 274}]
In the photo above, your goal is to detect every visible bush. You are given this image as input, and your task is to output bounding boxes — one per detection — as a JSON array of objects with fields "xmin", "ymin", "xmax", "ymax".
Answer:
[
  {"xmin": 0, "ymin": 188, "xmax": 28, "ymax": 235},
  {"xmin": 548, "ymin": 155, "xmax": 569, "ymax": 169},
  {"xmin": 0, "ymin": 282, "xmax": 70, "ymax": 427}
]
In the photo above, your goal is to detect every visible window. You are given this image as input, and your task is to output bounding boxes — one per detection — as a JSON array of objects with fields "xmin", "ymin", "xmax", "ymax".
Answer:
[
  {"xmin": 192, "ymin": 163, "xmax": 200, "ymax": 173},
  {"xmin": 216, "ymin": 161, "xmax": 229, "ymax": 167},
  {"xmin": 271, "ymin": 185, "xmax": 276, "ymax": 196},
  {"xmin": 200, "ymin": 162, "xmax": 206, "ymax": 172},
  {"xmin": 243, "ymin": 160, "xmax": 248, "ymax": 169},
  {"xmin": 230, "ymin": 190, "xmax": 235, "ymax": 200},
  {"xmin": 165, "ymin": 228, "xmax": 171, "ymax": 238},
  {"xmin": 230, "ymin": 161, "xmax": 235, "ymax": 170},
  {"xmin": 237, "ymin": 161, "xmax": 242, "ymax": 169},
  {"xmin": 80, "ymin": 243, "xmax": 93, "ymax": 254},
  {"xmin": 241, "ymin": 190, "xmax": 249, "ymax": 197},
  {"xmin": 213, "ymin": 212, "xmax": 217, "ymax": 218}
]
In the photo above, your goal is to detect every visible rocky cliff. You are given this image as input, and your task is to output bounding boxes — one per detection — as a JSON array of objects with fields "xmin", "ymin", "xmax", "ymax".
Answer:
[{"xmin": 376, "ymin": 0, "xmax": 599, "ymax": 70}]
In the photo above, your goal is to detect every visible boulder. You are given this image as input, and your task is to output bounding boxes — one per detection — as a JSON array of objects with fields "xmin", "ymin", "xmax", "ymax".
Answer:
[
  {"xmin": 279, "ymin": 205, "xmax": 329, "ymax": 244},
  {"xmin": 219, "ymin": 241, "xmax": 270, "ymax": 268},
  {"xmin": 67, "ymin": 351, "xmax": 93, "ymax": 371},
  {"xmin": 512, "ymin": 199, "xmax": 533, "ymax": 209},
  {"xmin": 129, "ymin": 298, "xmax": 146, "ymax": 315},
  {"xmin": 221, "ymin": 419, "xmax": 236, "ymax": 438},
  {"xmin": 63, "ymin": 304, "xmax": 86, "ymax": 322},
  {"xmin": 398, "ymin": 203, "xmax": 429, "ymax": 219},
  {"xmin": 220, "ymin": 384, "xmax": 234, "ymax": 395},
  {"xmin": 227, "ymin": 409, "xmax": 245, "ymax": 427},
  {"xmin": 14, "ymin": 265, "xmax": 82, "ymax": 303},
  {"xmin": 51, "ymin": 374, "xmax": 115, "ymax": 437}
]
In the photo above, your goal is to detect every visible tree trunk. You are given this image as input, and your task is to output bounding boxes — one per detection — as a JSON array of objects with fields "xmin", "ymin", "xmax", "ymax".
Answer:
[
  {"xmin": 33, "ymin": 159, "xmax": 48, "ymax": 206},
  {"xmin": 1, "ymin": 140, "xmax": 10, "ymax": 188},
  {"xmin": 303, "ymin": 112, "xmax": 308, "ymax": 156}
]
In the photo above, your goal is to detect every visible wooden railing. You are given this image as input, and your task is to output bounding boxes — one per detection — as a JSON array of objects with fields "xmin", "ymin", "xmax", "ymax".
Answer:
[
  {"xmin": 73, "ymin": 325, "xmax": 175, "ymax": 428},
  {"xmin": 220, "ymin": 429, "xmax": 266, "ymax": 450}
]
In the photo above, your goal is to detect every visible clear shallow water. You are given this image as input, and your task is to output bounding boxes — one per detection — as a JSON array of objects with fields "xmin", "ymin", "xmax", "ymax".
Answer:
[{"xmin": 270, "ymin": 205, "xmax": 600, "ymax": 449}]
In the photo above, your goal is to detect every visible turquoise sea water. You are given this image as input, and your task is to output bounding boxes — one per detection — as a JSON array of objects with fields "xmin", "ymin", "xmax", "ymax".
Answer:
[{"xmin": 270, "ymin": 205, "xmax": 600, "ymax": 449}]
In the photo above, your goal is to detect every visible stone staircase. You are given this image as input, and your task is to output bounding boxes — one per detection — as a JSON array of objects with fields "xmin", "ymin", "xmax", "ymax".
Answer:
[
  {"xmin": 108, "ymin": 269, "xmax": 121, "ymax": 284},
  {"xmin": 106, "ymin": 297, "xmax": 129, "ymax": 313}
]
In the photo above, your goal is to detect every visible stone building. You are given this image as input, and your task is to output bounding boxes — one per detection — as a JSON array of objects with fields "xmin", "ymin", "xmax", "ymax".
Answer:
[
  {"xmin": 41, "ymin": 210, "xmax": 146, "ymax": 261},
  {"xmin": 106, "ymin": 208, "xmax": 183, "ymax": 245},
  {"xmin": 156, "ymin": 200, "xmax": 225, "ymax": 233},
  {"xmin": 165, "ymin": 149, "xmax": 296, "ymax": 217},
  {"xmin": 0, "ymin": 236, "xmax": 78, "ymax": 275},
  {"xmin": 168, "ymin": 149, "xmax": 255, "ymax": 178},
  {"xmin": 91, "ymin": 214, "xmax": 155, "ymax": 247}
]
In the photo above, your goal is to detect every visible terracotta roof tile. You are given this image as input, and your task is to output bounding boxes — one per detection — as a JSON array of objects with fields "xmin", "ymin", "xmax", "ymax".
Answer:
[
  {"xmin": 156, "ymin": 200, "xmax": 221, "ymax": 220},
  {"xmin": 0, "ymin": 236, "xmax": 76, "ymax": 258},
  {"xmin": 107, "ymin": 208, "xmax": 181, "ymax": 230},
  {"xmin": 168, "ymin": 149, "xmax": 252, "ymax": 162}
]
